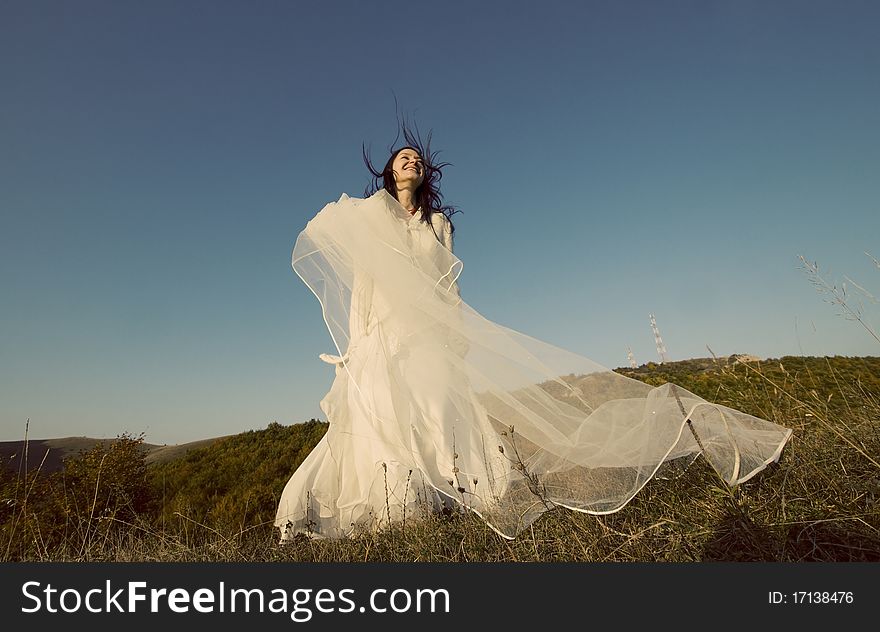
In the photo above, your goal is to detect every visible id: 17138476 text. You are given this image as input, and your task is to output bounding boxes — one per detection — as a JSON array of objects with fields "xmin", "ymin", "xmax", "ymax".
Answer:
[{"xmin": 768, "ymin": 591, "xmax": 853, "ymax": 604}]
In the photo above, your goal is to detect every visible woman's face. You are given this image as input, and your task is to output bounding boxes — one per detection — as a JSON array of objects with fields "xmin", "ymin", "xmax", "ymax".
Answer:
[{"xmin": 391, "ymin": 148, "xmax": 424, "ymax": 189}]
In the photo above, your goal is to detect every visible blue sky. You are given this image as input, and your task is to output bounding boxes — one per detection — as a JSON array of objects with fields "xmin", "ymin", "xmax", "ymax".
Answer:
[{"xmin": 1, "ymin": 0, "xmax": 878, "ymax": 444}]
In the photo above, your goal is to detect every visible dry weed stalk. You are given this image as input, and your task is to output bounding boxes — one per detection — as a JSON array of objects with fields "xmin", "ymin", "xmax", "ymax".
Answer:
[{"xmin": 798, "ymin": 253, "xmax": 880, "ymax": 345}]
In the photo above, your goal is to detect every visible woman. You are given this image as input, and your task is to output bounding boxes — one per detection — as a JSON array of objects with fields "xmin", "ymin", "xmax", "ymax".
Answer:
[{"xmin": 275, "ymin": 130, "xmax": 793, "ymax": 541}]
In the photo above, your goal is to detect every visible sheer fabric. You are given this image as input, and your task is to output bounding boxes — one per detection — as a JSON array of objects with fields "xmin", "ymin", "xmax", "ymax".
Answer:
[{"xmin": 275, "ymin": 189, "xmax": 792, "ymax": 540}]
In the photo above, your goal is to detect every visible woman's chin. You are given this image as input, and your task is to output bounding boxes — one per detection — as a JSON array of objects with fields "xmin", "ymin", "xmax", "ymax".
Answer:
[{"xmin": 396, "ymin": 176, "xmax": 422, "ymax": 187}]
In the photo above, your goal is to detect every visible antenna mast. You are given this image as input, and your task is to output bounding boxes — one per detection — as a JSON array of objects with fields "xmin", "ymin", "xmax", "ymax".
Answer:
[
  {"xmin": 649, "ymin": 313, "xmax": 669, "ymax": 364},
  {"xmin": 626, "ymin": 346, "xmax": 637, "ymax": 368}
]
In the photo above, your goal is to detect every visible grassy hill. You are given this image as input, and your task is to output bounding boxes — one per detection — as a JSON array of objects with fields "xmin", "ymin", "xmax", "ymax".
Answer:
[
  {"xmin": 149, "ymin": 420, "xmax": 328, "ymax": 531},
  {"xmin": 0, "ymin": 435, "xmax": 231, "ymax": 475},
  {"xmin": 2, "ymin": 354, "xmax": 878, "ymax": 561}
]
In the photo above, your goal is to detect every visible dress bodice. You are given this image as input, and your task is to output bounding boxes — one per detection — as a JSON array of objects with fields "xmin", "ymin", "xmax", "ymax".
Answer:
[{"xmin": 347, "ymin": 204, "xmax": 459, "ymax": 355}]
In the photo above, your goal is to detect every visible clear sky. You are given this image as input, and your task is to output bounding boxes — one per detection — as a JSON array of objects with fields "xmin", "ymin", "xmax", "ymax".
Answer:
[{"xmin": 2, "ymin": 0, "xmax": 878, "ymax": 444}]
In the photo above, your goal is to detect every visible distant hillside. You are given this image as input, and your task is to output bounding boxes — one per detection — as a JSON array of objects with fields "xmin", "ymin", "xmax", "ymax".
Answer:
[
  {"xmin": 144, "ymin": 437, "xmax": 233, "ymax": 465},
  {"xmin": 0, "ymin": 435, "xmax": 230, "ymax": 475}
]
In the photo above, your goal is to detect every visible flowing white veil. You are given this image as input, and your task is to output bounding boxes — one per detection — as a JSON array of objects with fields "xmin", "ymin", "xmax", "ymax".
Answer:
[{"xmin": 282, "ymin": 189, "xmax": 792, "ymax": 539}]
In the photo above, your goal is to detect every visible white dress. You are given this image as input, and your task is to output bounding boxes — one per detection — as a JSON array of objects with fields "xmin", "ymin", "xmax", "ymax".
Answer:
[{"xmin": 275, "ymin": 190, "xmax": 792, "ymax": 540}]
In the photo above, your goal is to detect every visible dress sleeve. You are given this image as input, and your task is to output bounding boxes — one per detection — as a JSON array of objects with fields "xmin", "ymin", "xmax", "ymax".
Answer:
[
  {"xmin": 431, "ymin": 213, "xmax": 469, "ymax": 357},
  {"xmin": 431, "ymin": 213, "xmax": 461, "ymax": 300},
  {"xmin": 439, "ymin": 216, "xmax": 454, "ymax": 253},
  {"xmin": 430, "ymin": 211, "xmax": 453, "ymax": 252}
]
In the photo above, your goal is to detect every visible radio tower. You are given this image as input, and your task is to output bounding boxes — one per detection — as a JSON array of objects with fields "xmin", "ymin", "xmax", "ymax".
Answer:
[
  {"xmin": 626, "ymin": 346, "xmax": 637, "ymax": 368},
  {"xmin": 649, "ymin": 313, "xmax": 669, "ymax": 364}
]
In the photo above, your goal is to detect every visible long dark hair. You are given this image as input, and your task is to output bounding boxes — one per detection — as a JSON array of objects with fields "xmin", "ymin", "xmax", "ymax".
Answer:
[{"xmin": 362, "ymin": 121, "xmax": 460, "ymax": 239}]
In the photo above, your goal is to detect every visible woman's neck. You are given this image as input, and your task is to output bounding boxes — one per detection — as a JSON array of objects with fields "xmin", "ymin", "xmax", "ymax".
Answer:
[{"xmin": 397, "ymin": 189, "xmax": 417, "ymax": 214}]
